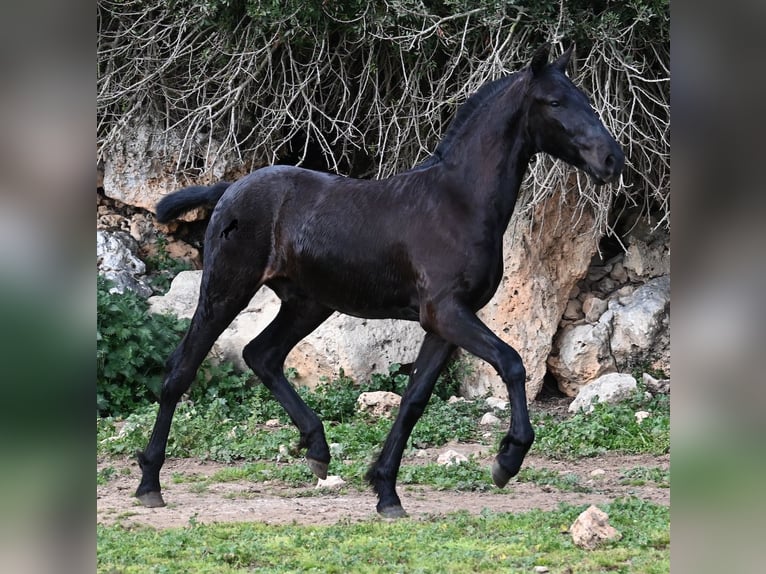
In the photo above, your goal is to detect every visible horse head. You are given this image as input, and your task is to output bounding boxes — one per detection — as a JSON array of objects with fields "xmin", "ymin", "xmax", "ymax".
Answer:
[{"xmin": 525, "ymin": 43, "xmax": 625, "ymax": 185}]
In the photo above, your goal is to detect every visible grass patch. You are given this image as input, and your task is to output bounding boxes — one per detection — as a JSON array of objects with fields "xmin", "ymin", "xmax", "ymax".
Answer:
[
  {"xmin": 619, "ymin": 466, "xmax": 670, "ymax": 488},
  {"xmin": 97, "ymin": 368, "xmax": 670, "ymax": 500},
  {"xmin": 531, "ymin": 389, "xmax": 670, "ymax": 459},
  {"xmin": 398, "ymin": 459, "xmax": 495, "ymax": 492},
  {"xmin": 97, "ymin": 466, "xmax": 117, "ymax": 485},
  {"xmin": 516, "ymin": 467, "xmax": 592, "ymax": 493},
  {"xmin": 98, "ymin": 498, "xmax": 668, "ymax": 573}
]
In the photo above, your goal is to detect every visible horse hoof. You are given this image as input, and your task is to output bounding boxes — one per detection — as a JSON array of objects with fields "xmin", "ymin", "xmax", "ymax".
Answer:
[
  {"xmin": 378, "ymin": 505, "xmax": 408, "ymax": 519},
  {"xmin": 306, "ymin": 458, "xmax": 328, "ymax": 480},
  {"xmin": 136, "ymin": 491, "xmax": 166, "ymax": 508},
  {"xmin": 491, "ymin": 460, "xmax": 513, "ymax": 488}
]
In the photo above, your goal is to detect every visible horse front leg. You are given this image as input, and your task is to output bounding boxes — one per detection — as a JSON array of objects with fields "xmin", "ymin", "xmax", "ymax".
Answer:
[
  {"xmin": 423, "ymin": 300, "xmax": 535, "ymax": 488},
  {"xmin": 366, "ymin": 333, "xmax": 455, "ymax": 517}
]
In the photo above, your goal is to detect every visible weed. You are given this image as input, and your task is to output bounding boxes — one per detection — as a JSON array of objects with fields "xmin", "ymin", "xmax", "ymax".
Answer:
[
  {"xmin": 619, "ymin": 466, "xmax": 670, "ymax": 488},
  {"xmin": 97, "ymin": 466, "xmax": 117, "ymax": 485},
  {"xmin": 532, "ymin": 386, "xmax": 670, "ymax": 458},
  {"xmin": 97, "ymin": 275, "xmax": 189, "ymax": 416},
  {"xmin": 516, "ymin": 467, "xmax": 592, "ymax": 493},
  {"xmin": 398, "ymin": 459, "xmax": 494, "ymax": 492},
  {"xmin": 434, "ymin": 353, "xmax": 474, "ymax": 400},
  {"xmin": 409, "ymin": 397, "xmax": 485, "ymax": 448},
  {"xmin": 97, "ymin": 274, "xmax": 257, "ymax": 419}
]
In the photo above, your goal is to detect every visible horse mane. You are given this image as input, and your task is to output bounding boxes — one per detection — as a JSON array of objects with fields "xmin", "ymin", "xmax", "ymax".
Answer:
[{"xmin": 416, "ymin": 69, "xmax": 528, "ymax": 168}]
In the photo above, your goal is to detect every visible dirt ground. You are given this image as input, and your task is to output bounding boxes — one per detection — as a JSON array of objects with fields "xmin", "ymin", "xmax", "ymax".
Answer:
[{"xmin": 97, "ymin": 445, "xmax": 669, "ymax": 529}]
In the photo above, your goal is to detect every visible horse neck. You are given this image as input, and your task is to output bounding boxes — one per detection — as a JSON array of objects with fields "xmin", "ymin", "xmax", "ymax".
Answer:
[{"xmin": 439, "ymin": 108, "xmax": 534, "ymax": 233}]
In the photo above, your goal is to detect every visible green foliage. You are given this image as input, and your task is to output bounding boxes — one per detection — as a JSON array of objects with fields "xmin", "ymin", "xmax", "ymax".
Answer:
[
  {"xmin": 98, "ymin": 498, "xmax": 668, "ymax": 573},
  {"xmin": 619, "ymin": 466, "xmax": 670, "ymax": 488},
  {"xmin": 368, "ymin": 363, "xmax": 411, "ymax": 396},
  {"xmin": 409, "ymin": 397, "xmax": 484, "ymax": 448},
  {"xmin": 97, "ymin": 362, "xmax": 669, "ymax": 466},
  {"xmin": 532, "ymin": 387, "xmax": 670, "ymax": 458},
  {"xmin": 297, "ymin": 369, "xmax": 372, "ymax": 423},
  {"xmin": 397, "ymin": 459, "xmax": 493, "ymax": 492},
  {"xmin": 97, "ymin": 273, "xmax": 258, "ymax": 419},
  {"xmin": 516, "ymin": 467, "xmax": 592, "ymax": 493},
  {"xmin": 97, "ymin": 466, "xmax": 116, "ymax": 485},
  {"xmin": 97, "ymin": 275, "xmax": 189, "ymax": 416},
  {"xmin": 434, "ymin": 354, "xmax": 473, "ymax": 400}
]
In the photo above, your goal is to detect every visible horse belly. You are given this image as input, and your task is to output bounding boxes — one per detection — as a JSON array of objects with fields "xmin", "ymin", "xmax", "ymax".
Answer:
[
  {"xmin": 278, "ymin": 244, "xmax": 420, "ymax": 321},
  {"xmin": 313, "ymin": 264, "xmax": 420, "ymax": 320}
]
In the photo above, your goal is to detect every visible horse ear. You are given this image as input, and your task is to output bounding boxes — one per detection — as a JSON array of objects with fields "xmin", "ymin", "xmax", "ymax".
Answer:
[
  {"xmin": 530, "ymin": 43, "xmax": 550, "ymax": 76},
  {"xmin": 552, "ymin": 43, "xmax": 575, "ymax": 73}
]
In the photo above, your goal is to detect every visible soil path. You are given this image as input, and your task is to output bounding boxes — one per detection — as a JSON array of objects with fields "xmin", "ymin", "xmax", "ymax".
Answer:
[{"xmin": 98, "ymin": 447, "xmax": 669, "ymax": 529}]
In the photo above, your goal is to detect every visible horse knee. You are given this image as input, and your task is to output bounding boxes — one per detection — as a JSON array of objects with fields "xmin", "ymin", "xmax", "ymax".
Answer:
[
  {"xmin": 498, "ymin": 351, "xmax": 526, "ymax": 387},
  {"xmin": 506, "ymin": 361, "xmax": 526, "ymax": 386}
]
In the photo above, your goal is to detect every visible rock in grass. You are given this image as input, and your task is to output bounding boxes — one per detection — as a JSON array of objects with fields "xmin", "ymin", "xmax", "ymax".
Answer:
[
  {"xmin": 437, "ymin": 449, "xmax": 468, "ymax": 467},
  {"xmin": 485, "ymin": 397, "xmax": 509, "ymax": 410},
  {"xmin": 634, "ymin": 410, "xmax": 651, "ymax": 423},
  {"xmin": 356, "ymin": 391, "xmax": 401, "ymax": 418},
  {"xmin": 568, "ymin": 373, "xmax": 637, "ymax": 414},
  {"xmin": 570, "ymin": 505, "xmax": 622, "ymax": 549},
  {"xmin": 479, "ymin": 412, "xmax": 502, "ymax": 426},
  {"xmin": 316, "ymin": 475, "xmax": 346, "ymax": 489}
]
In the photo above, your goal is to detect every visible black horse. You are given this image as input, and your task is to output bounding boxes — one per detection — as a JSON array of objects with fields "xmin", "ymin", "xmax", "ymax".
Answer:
[{"xmin": 136, "ymin": 44, "xmax": 624, "ymax": 517}]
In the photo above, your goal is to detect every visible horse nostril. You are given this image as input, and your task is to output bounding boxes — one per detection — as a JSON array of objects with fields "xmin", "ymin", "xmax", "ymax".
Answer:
[{"xmin": 605, "ymin": 154, "xmax": 615, "ymax": 169}]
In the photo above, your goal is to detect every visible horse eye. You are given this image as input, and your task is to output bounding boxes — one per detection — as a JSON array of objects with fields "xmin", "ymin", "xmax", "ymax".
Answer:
[{"xmin": 549, "ymin": 100, "xmax": 560, "ymax": 107}]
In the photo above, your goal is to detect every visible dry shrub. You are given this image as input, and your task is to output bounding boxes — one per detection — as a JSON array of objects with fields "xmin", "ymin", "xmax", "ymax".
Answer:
[{"xmin": 97, "ymin": 0, "xmax": 669, "ymax": 235}]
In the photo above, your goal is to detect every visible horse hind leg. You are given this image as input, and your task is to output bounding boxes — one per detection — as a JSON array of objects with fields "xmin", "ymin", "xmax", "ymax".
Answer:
[
  {"xmin": 135, "ymin": 275, "xmax": 260, "ymax": 507},
  {"xmin": 242, "ymin": 298, "xmax": 333, "ymax": 478}
]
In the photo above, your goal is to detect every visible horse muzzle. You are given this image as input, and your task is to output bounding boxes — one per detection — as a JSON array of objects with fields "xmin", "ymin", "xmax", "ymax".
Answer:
[{"xmin": 585, "ymin": 144, "xmax": 625, "ymax": 185}]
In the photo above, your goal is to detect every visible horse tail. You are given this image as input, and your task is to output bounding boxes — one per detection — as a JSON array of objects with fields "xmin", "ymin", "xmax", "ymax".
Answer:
[{"xmin": 155, "ymin": 181, "xmax": 233, "ymax": 223}]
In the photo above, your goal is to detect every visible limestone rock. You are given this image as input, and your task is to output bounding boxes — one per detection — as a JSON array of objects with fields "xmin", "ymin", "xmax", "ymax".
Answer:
[
  {"xmin": 642, "ymin": 372, "xmax": 670, "ymax": 395},
  {"xmin": 634, "ymin": 410, "xmax": 651, "ymax": 423},
  {"xmin": 97, "ymin": 230, "xmax": 153, "ymax": 297},
  {"xmin": 609, "ymin": 260, "xmax": 628, "ymax": 283},
  {"xmin": 570, "ymin": 505, "xmax": 621, "ymax": 549},
  {"xmin": 568, "ymin": 372, "xmax": 637, "ymax": 413},
  {"xmin": 437, "ymin": 449, "xmax": 468, "ymax": 466},
  {"xmin": 623, "ymin": 237, "xmax": 670, "ymax": 281},
  {"xmin": 581, "ymin": 294, "xmax": 608, "ymax": 323},
  {"xmin": 548, "ymin": 323, "xmax": 616, "ymax": 397},
  {"xmin": 465, "ymin": 188, "xmax": 599, "ymax": 401},
  {"xmin": 355, "ymin": 391, "xmax": 401, "ymax": 418},
  {"xmin": 608, "ymin": 276, "xmax": 670, "ymax": 369},
  {"xmin": 479, "ymin": 412, "xmax": 502, "ymax": 426},
  {"xmin": 315, "ymin": 475, "xmax": 346, "ymax": 489},
  {"xmin": 563, "ymin": 298, "xmax": 583, "ymax": 320},
  {"xmin": 485, "ymin": 397, "xmax": 509, "ymax": 411},
  {"xmin": 101, "ymin": 120, "xmax": 245, "ymax": 216}
]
